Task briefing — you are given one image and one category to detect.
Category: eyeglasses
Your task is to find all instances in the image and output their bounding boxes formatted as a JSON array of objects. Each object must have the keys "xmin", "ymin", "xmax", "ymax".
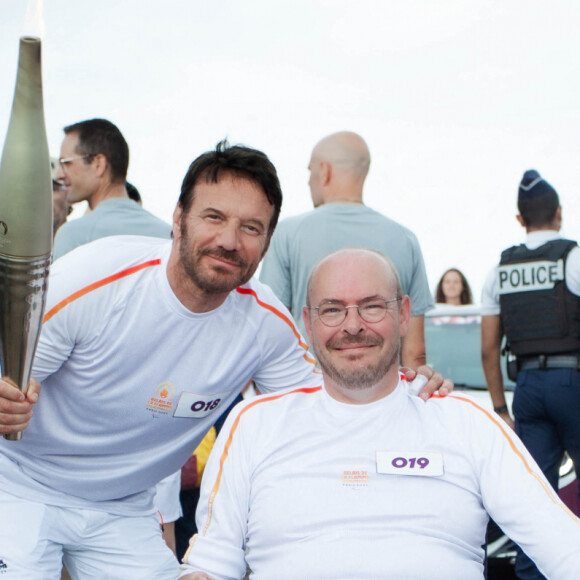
[
  {"xmin": 307, "ymin": 298, "xmax": 401, "ymax": 327},
  {"xmin": 58, "ymin": 155, "xmax": 91, "ymax": 170}
]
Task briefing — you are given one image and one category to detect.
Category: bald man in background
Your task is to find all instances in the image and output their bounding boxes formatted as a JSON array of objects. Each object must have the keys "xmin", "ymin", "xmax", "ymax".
[{"xmin": 260, "ymin": 131, "xmax": 433, "ymax": 368}]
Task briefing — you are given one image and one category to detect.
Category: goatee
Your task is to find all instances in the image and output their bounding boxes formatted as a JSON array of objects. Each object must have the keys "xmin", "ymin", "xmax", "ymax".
[{"xmin": 314, "ymin": 334, "xmax": 400, "ymax": 391}]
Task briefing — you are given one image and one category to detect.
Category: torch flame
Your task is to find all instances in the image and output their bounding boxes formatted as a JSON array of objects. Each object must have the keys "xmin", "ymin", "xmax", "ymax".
[{"xmin": 23, "ymin": 0, "xmax": 45, "ymax": 40}]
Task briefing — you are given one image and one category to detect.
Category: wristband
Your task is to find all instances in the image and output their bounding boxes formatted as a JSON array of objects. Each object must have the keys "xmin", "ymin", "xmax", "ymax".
[{"xmin": 493, "ymin": 405, "xmax": 509, "ymax": 414}]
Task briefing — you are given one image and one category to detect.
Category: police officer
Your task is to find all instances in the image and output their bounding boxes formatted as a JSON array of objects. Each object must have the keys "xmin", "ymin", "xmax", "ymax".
[{"xmin": 481, "ymin": 169, "xmax": 580, "ymax": 580}]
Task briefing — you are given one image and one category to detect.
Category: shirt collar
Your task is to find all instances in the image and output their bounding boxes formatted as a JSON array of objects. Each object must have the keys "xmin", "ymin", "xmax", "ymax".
[{"xmin": 525, "ymin": 230, "xmax": 561, "ymax": 250}]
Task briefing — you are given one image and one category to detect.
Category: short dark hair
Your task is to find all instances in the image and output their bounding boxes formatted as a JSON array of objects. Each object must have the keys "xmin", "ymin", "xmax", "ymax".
[
  {"xmin": 517, "ymin": 169, "xmax": 560, "ymax": 228},
  {"xmin": 64, "ymin": 118, "xmax": 129, "ymax": 184},
  {"xmin": 178, "ymin": 140, "xmax": 283, "ymax": 236},
  {"xmin": 518, "ymin": 192, "xmax": 560, "ymax": 228},
  {"xmin": 435, "ymin": 268, "xmax": 473, "ymax": 305}
]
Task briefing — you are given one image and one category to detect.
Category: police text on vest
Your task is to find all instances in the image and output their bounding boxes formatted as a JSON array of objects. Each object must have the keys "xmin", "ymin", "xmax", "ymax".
[{"xmin": 498, "ymin": 259, "xmax": 564, "ymax": 294}]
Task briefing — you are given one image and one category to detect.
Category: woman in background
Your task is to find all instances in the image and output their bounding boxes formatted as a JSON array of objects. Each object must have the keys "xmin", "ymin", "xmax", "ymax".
[{"xmin": 435, "ymin": 268, "xmax": 473, "ymax": 305}]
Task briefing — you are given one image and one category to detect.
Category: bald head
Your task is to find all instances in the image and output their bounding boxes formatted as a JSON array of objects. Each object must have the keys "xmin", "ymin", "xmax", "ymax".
[
  {"xmin": 308, "ymin": 132, "xmax": 371, "ymax": 206},
  {"xmin": 312, "ymin": 131, "xmax": 371, "ymax": 177},
  {"xmin": 306, "ymin": 248, "xmax": 402, "ymax": 308}
]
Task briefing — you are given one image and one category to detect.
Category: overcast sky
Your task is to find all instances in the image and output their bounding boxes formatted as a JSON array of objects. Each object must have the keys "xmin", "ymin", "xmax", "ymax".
[{"xmin": 1, "ymin": 0, "xmax": 579, "ymax": 299}]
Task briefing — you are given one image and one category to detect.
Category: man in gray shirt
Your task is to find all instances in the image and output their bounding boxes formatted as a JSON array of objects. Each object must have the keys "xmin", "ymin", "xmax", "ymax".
[
  {"xmin": 260, "ymin": 131, "xmax": 433, "ymax": 368},
  {"xmin": 53, "ymin": 118, "xmax": 170, "ymax": 260}
]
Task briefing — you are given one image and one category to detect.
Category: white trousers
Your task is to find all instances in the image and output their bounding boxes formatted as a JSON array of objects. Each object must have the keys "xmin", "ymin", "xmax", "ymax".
[{"xmin": 0, "ymin": 490, "xmax": 180, "ymax": 579}]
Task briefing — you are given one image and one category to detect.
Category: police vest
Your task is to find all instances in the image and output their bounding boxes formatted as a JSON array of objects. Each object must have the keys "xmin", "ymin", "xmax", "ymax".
[{"xmin": 499, "ymin": 239, "xmax": 580, "ymax": 357}]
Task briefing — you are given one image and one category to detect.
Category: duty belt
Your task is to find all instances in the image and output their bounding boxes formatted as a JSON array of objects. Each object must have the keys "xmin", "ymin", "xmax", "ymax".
[{"xmin": 519, "ymin": 354, "xmax": 580, "ymax": 371}]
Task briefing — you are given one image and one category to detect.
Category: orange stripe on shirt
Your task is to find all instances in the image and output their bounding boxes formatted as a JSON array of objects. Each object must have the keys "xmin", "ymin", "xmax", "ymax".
[
  {"xmin": 435, "ymin": 393, "xmax": 579, "ymax": 521},
  {"xmin": 43, "ymin": 259, "xmax": 162, "ymax": 323},
  {"xmin": 235, "ymin": 287, "xmax": 318, "ymax": 367},
  {"xmin": 201, "ymin": 386, "xmax": 322, "ymax": 537}
]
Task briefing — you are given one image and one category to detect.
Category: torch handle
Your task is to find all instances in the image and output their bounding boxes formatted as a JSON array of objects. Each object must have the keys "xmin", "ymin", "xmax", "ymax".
[
  {"xmin": 4, "ymin": 431, "xmax": 22, "ymax": 441},
  {"xmin": 0, "ymin": 254, "xmax": 50, "ymax": 442},
  {"xmin": 2, "ymin": 376, "xmax": 26, "ymax": 440}
]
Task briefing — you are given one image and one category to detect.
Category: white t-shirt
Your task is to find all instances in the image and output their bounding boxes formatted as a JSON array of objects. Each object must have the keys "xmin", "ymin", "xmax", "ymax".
[
  {"xmin": 0, "ymin": 236, "xmax": 319, "ymax": 516},
  {"xmin": 181, "ymin": 377, "xmax": 580, "ymax": 579},
  {"xmin": 154, "ymin": 470, "xmax": 182, "ymax": 523}
]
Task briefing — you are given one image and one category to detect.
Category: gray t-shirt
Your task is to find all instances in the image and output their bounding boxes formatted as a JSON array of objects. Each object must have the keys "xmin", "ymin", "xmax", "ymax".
[
  {"xmin": 260, "ymin": 203, "xmax": 434, "ymax": 340},
  {"xmin": 53, "ymin": 197, "xmax": 171, "ymax": 260}
]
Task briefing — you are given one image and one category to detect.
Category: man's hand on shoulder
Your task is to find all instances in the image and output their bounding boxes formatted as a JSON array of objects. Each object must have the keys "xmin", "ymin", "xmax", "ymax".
[
  {"xmin": 402, "ymin": 365, "xmax": 453, "ymax": 401},
  {"xmin": 179, "ymin": 573, "xmax": 216, "ymax": 580},
  {"xmin": 0, "ymin": 377, "xmax": 40, "ymax": 435}
]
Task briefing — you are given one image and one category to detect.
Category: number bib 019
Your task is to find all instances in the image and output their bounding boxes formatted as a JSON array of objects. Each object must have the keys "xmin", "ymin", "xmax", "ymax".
[
  {"xmin": 376, "ymin": 451, "xmax": 444, "ymax": 477},
  {"xmin": 173, "ymin": 391, "xmax": 228, "ymax": 419}
]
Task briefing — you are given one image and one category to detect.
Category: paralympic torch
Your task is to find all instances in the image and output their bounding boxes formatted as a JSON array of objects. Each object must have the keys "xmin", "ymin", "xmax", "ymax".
[{"xmin": 0, "ymin": 36, "xmax": 53, "ymax": 441}]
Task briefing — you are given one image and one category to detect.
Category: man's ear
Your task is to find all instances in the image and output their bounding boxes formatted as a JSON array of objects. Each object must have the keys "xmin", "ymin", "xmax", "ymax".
[
  {"xmin": 321, "ymin": 161, "xmax": 332, "ymax": 187},
  {"xmin": 399, "ymin": 295, "xmax": 411, "ymax": 338},
  {"xmin": 172, "ymin": 204, "xmax": 183, "ymax": 240},
  {"xmin": 92, "ymin": 153, "xmax": 108, "ymax": 178},
  {"xmin": 516, "ymin": 214, "xmax": 525, "ymax": 228}
]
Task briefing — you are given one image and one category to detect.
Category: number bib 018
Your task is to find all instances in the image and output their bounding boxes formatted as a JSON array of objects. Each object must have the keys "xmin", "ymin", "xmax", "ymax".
[{"xmin": 173, "ymin": 391, "xmax": 228, "ymax": 419}]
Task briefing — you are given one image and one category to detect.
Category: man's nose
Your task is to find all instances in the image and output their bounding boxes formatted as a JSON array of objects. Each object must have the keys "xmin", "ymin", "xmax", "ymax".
[
  {"xmin": 342, "ymin": 307, "xmax": 365, "ymax": 335},
  {"xmin": 216, "ymin": 222, "xmax": 240, "ymax": 251},
  {"xmin": 54, "ymin": 165, "xmax": 66, "ymax": 182}
]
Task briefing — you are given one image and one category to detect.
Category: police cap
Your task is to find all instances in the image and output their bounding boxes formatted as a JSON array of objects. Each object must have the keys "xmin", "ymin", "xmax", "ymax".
[{"xmin": 518, "ymin": 169, "xmax": 557, "ymax": 202}]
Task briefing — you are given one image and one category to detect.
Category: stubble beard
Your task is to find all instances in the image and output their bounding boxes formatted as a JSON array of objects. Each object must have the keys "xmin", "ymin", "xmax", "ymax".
[
  {"xmin": 314, "ymin": 334, "xmax": 400, "ymax": 392},
  {"xmin": 179, "ymin": 223, "xmax": 254, "ymax": 294}
]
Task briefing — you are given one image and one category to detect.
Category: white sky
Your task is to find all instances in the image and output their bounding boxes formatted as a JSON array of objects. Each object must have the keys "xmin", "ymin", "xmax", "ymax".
[{"xmin": 1, "ymin": 0, "xmax": 579, "ymax": 299}]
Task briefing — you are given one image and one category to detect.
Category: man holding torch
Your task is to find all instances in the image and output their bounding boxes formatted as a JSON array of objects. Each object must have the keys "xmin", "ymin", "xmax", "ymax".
[{"xmin": 0, "ymin": 141, "xmax": 449, "ymax": 578}]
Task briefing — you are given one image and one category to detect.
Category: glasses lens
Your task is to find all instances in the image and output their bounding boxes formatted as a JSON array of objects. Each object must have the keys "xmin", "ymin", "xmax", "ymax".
[
  {"xmin": 359, "ymin": 302, "xmax": 388, "ymax": 323},
  {"xmin": 59, "ymin": 155, "xmax": 89, "ymax": 170},
  {"xmin": 318, "ymin": 304, "xmax": 346, "ymax": 326},
  {"xmin": 315, "ymin": 299, "xmax": 398, "ymax": 326}
]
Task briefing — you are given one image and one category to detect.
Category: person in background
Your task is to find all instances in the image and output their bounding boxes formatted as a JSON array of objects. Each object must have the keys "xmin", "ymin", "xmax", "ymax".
[
  {"xmin": 260, "ymin": 131, "xmax": 433, "ymax": 368},
  {"xmin": 180, "ymin": 248, "xmax": 580, "ymax": 580},
  {"xmin": 481, "ymin": 169, "xmax": 580, "ymax": 579},
  {"xmin": 51, "ymin": 156, "xmax": 75, "ymax": 580},
  {"xmin": 52, "ymin": 118, "xmax": 170, "ymax": 260},
  {"xmin": 126, "ymin": 181, "xmax": 143, "ymax": 205},
  {"xmin": 50, "ymin": 157, "xmax": 71, "ymax": 237},
  {"xmin": 435, "ymin": 268, "xmax": 473, "ymax": 305}
]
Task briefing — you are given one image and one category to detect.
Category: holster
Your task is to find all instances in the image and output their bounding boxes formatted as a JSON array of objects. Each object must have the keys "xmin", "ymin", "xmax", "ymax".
[{"xmin": 506, "ymin": 356, "xmax": 519, "ymax": 382}]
